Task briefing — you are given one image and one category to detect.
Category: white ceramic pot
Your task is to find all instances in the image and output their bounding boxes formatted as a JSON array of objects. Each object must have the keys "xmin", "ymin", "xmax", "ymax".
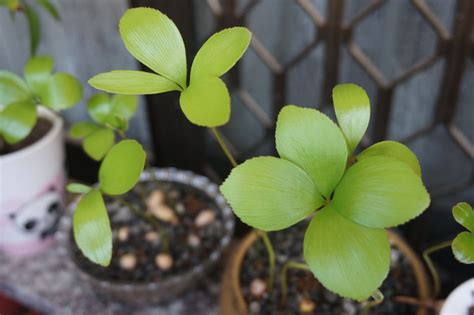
[
  {"xmin": 440, "ymin": 278, "xmax": 474, "ymax": 315},
  {"xmin": 0, "ymin": 106, "xmax": 65, "ymax": 257}
]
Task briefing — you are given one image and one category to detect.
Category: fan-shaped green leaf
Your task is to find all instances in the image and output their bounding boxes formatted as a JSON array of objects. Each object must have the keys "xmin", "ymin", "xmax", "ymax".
[
  {"xmin": 452, "ymin": 202, "xmax": 474, "ymax": 232},
  {"xmin": 109, "ymin": 94, "xmax": 137, "ymax": 121},
  {"xmin": 39, "ymin": 72, "xmax": 82, "ymax": 110},
  {"xmin": 276, "ymin": 105, "xmax": 347, "ymax": 197},
  {"xmin": 179, "ymin": 76, "xmax": 230, "ymax": 127},
  {"xmin": 191, "ymin": 27, "xmax": 251, "ymax": 80},
  {"xmin": 119, "ymin": 8, "xmax": 187, "ymax": 88},
  {"xmin": 304, "ymin": 204, "xmax": 390, "ymax": 300},
  {"xmin": 452, "ymin": 231, "xmax": 474, "ymax": 264},
  {"xmin": 333, "ymin": 156, "xmax": 430, "ymax": 228},
  {"xmin": 99, "ymin": 139, "xmax": 146, "ymax": 196},
  {"xmin": 0, "ymin": 99, "xmax": 37, "ymax": 144},
  {"xmin": 0, "ymin": 71, "xmax": 31, "ymax": 104},
  {"xmin": 69, "ymin": 121, "xmax": 99, "ymax": 139},
  {"xmin": 220, "ymin": 156, "xmax": 324, "ymax": 231},
  {"xmin": 89, "ymin": 70, "xmax": 180, "ymax": 95},
  {"xmin": 66, "ymin": 183, "xmax": 91, "ymax": 194},
  {"xmin": 83, "ymin": 128, "xmax": 115, "ymax": 161},
  {"xmin": 24, "ymin": 55, "xmax": 53, "ymax": 95},
  {"xmin": 73, "ymin": 189, "xmax": 112, "ymax": 266},
  {"xmin": 24, "ymin": 4, "xmax": 40, "ymax": 55},
  {"xmin": 332, "ymin": 84, "xmax": 370, "ymax": 153},
  {"xmin": 358, "ymin": 140, "xmax": 421, "ymax": 176},
  {"xmin": 86, "ymin": 93, "xmax": 109, "ymax": 124}
]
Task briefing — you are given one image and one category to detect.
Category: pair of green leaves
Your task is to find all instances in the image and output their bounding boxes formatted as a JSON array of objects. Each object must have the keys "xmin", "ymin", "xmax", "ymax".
[
  {"xmin": 69, "ymin": 93, "xmax": 137, "ymax": 160},
  {"xmin": 67, "ymin": 139, "xmax": 146, "ymax": 266},
  {"xmin": 1, "ymin": 0, "xmax": 60, "ymax": 55},
  {"xmin": 451, "ymin": 202, "xmax": 474, "ymax": 264},
  {"xmin": 0, "ymin": 56, "xmax": 82, "ymax": 144},
  {"xmin": 221, "ymin": 84, "xmax": 430, "ymax": 300},
  {"xmin": 88, "ymin": 7, "xmax": 251, "ymax": 127}
]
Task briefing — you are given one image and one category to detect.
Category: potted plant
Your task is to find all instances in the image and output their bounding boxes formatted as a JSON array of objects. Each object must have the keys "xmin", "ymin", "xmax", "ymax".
[
  {"xmin": 0, "ymin": 55, "xmax": 82, "ymax": 256},
  {"xmin": 59, "ymin": 7, "xmax": 250, "ymax": 303},
  {"xmin": 218, "ymin": 84, "xmax": 432, "ymax": 314}
]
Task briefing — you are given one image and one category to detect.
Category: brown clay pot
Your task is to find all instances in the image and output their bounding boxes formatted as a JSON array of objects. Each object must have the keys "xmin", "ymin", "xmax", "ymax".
[{"xmin": 220, "ymin": 230, "xmax": 431, "ymax": 315}]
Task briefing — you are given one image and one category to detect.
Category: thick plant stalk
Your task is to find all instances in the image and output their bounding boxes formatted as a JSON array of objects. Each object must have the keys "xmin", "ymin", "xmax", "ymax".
[
  {"xmin": 280, "ymin": 260, "xmax": 310, "ymax": 305},
  {"xmin": 360, "ymin": 290, "xmax": 384, "ymax": 315},
  {"xmin": 209, "ymin": 126, "xmax": 277, "ymax": 291},
  {"xmin": 422, "ymin": 240, "xmax": 452, "ymax": 298}
]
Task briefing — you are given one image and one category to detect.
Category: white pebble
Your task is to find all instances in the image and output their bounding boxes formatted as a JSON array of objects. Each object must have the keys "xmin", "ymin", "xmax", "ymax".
[
  {"xmin": 187, "ymin": 234, "xmax": 201, "ymax": 247},
  {"xmin": 119, "ymin": 253, "xmax": 137, "ymax": 270},
  {"xmin": 175, "ymin": 202, "xmax": 185, "ymax": 214},
  {"xmin": 250, "ymin": 278, "xmax": 266, "ymax": 298},
  {"xmin": 117, "ymin": 227, "xmax": 129, "ymax": 241},
  {"xmin": 155, "ymin": 253, "xmax": 173, "ymax": 270},
  {"xmin": 147, "ymin": 190, "xmax": 165, "ymax": 208},
  {"xmin": 194, "ymin": 209, "xmax": 216, "ymax": 227},
  {"xmin": 149, "ymin": 205, "xmax": 178, "ymax": 224},
  {"xmin": 144, "ymin": 231, "xmax": 160, "ymax": 243},
  {"xmin": 299, "ymin": 298, "xmax": 316, "ymax": 313}
]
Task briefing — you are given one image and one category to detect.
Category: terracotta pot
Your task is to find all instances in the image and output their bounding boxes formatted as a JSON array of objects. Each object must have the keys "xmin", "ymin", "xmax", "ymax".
[{"xmin": 220, "ymin": 230, "xmax": 430, "ymax": 315}]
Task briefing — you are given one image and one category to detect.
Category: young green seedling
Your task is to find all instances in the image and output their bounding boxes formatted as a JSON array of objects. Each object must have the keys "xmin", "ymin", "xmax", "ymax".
[
  {"xmin": 0, "ymin": 55, "xmax": 82, "ymax": 145},
  {"xmin": 220, "ymin": 84, "xmax": 430, "ymax": 301},
  {"xmin": 0, "ymin": 0, "xmax": 60, "ymax": 55}
]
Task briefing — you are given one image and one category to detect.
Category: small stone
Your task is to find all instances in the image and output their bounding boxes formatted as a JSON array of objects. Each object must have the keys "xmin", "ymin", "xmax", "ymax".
[
  {"xmin": 149, "ymin": 204, "xmax": 178, "ymax": 224},
  {"xmin": 342, "ymin": 299, "xmax": 357, "ymax": 314},
  {"xmin": 147, "ymin": 190, "xmax": 165, "ymax": 208},
  {"xmin": 144, "ymin": 231, "xmax": 160, "ymax": 243},
  {"xmin": 391, "ymin": 248, "xmax": 402, "ymax": 263},
  {"xmin": 249, "ymin": 278, "xmax": 266, "ymax": 298},
  {"xmin": 249, "ymin": 301, "xmax": 261, "ymax": 313},
  {"xmin": 187, "ymin": 234, "xmax": 201, "ymax": 247},
  {"xmin": 299, "ymin": 298, "xmax": 316, "ymax": 313},
  {"xmin": 117, "ymin": 226, "xmax": 129, "ymax": 241},
  {"xmin": 194, "ymin": 209, "xmax": 216, "ymax": 227},
  {"xmin": 119, "ymin": 253, "xmax": 137, "ymax": 270},
  {"xmin": 175, "ymin": 202, "xmax": 185, "ymax": 215},
  {"xmin": 155, "ymin": 253, "xmax": 173, "ymax": 270}
]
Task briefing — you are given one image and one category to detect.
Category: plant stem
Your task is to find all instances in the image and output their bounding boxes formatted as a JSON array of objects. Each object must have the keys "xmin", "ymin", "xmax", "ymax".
[
  {"xmin": 258, "ymin": 230, "xmax": 276, "ymax": 292},
  {"xmin": 360, "ymin": 290, "xmax": 384, "ymax": 315},
  {"xmin": 422, "ymin": 239, "xmax": 452, "ymax": 298},
  {"xmin": 210, "ymin": 127, "xmax": 237, "ymax": 167},
  {"xmin": 280, "ymin": 260, "xmax": 310, "ymax": 305}
]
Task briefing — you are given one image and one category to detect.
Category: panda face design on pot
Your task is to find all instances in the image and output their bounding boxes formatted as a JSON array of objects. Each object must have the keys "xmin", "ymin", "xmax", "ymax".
[{"xmin": 9, "ymin": 188, "xmax": 63, "ymax": 240}]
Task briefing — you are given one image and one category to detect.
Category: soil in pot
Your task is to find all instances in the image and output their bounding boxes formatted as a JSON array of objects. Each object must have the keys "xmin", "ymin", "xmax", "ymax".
[
  {"xmin": 70, "ymin": 179, "xmax": 226, "ymax": 283},
  {"xmin": 0, "ymin": 117, "xmax": 52, "ymax": 155},
  {"xmin": 240, "ymin": 221, "xmax": 420, "ymax": 315}
]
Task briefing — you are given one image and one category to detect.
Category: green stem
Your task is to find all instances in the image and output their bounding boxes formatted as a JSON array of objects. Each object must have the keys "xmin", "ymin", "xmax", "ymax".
[
  {"xmin": 210, "ymin": 127, "xmax": 237, "ymax": 167},
  {"xmin": 422, "ymin": 239, "xmax": 452, "ymax": 298},
  {"xmin": 360, "ymin": 290, "xmax": 384, "ymax": 315},
  {"xmin": 280, "ymin": 261, "xmax": 310, "ymax": 305},
  {"xmin": 258, "ymin": 230, "xmax": 276, "ymax": 292}
]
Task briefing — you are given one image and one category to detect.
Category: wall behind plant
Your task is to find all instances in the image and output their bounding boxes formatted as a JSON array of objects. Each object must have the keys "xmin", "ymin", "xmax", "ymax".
[{"xmin": 0, "ymin": 0, "xmax": 151, "ymax": 150}]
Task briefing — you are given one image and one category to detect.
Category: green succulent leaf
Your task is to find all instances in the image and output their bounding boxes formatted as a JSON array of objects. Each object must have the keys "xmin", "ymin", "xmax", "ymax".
[
  {"xmin": 332, "ymin": 83, "xmax": 370, "ymax": 154},
  {"xmin": 0, "ymin": 71, "xmax": 31, "ymax": 104},
  {"xmin": 23, "ymin": 3, "xmax": 40, "ymax": 55},
  {"xmin": 99, "ymin": 139, "xmax": 146, "ymax": 196},
  {"xmin": 86, "ymin": 93, "xmax": 109, "ymax": 124},
  {"xmin": 24, "ymin": 55, "xmax": 53, "ymax": 95},
  {"xmin": 66, "ymin": 183, "xmax": 91, "ymax": 194},
  {"xmin": 72, "ymin": 189, "xmax": 112, "ymax": 266},
  {"xmin": 191, "ymin": 27, "xmax": 251, "ymax": 80},
  {"xmin": 358, "ymin": 140, "xmax": 421, "ymax": 176},
  {"xmin": 452, "ymin": 231, "xmax": 474, "ymax": 264},
  {"xmin": 83, "ymin": 128, "xmax": 115, "ymax": 161},
  {"xmin": 119, "ymin": 8, "xmax": 187, "ymax": 88},
  {"xmin": 179, "ymin": 76, "xmax": 230, "ymax": 127},
  {"xmin": 38, "ymin": 72, "xmax": 83, "ymax": 110},
  {"xmin": 37, "ymin": 0, "xmax": 60, "ymax": 20},
  {"xmin": 304, "ymin": 204, "xmax": 390, "ymax": 300},
  {"xmin": 87, "ymin": 93, "xmax": 138, "ymax": 129},
  {"xmin": 333, "ymin": 156, "xmax": 430, "ymax": 228},
  {"xmin": 276, "ymin": 105, "xmax": 347, "ymax": 197},
  {"xmin": 452, "ymin": 202, "xmax": 474, "ymax": 232},
  {"xmin": 89, "ymin": 70, "xmax": 180, "ymax": 95},
  {"xmin": 69, "ymin": 121, "xmax": 99, "ymax": 139},
  {"xmin": 220, "ymin": 156, "xmax": 324, "ymax": 231},
  {"xmin": 109, "ymin": 94, "xmax": 137, "ymax": 121},
  {"xmin": 0, "ymin": 99, "xmax": 37, "ymax": 144}
]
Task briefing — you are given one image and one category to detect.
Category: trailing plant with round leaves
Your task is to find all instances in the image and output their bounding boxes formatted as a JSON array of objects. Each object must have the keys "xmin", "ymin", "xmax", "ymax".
[
  {"xmin": 220, "ymin": 83, "xmax": 430, "ymax": 301},
  {"xmin": 0, "ymin": 0, "xmax": 60, "ymax": 55},
  {"xmin": 451, "ymin": 202, "xmax": 474, "ymax": 264},
  {"xmin": 88, "ymin": 7, "xmax": 251, "ymax": 127},
  {"xmin": 69, "ymin": 93, "xmax": 138, "ymax": 160},
  {"xmin": 0, "ymin": 55, "xmax": 82, "ymax": 144}
]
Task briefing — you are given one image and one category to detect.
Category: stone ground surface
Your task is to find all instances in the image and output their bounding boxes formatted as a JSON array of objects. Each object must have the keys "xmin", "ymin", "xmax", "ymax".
[{"xmin": 0, "ymin": 241, "xmax": 220, "ymax": 315}]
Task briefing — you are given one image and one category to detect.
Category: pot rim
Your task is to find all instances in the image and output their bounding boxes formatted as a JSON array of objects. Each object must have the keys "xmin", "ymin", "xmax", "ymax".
[
  {"xmin": 0, "ymin": 106, "xmax": 63, "ymax": 163},
  {"xmin": 56, "ymin": 167, "xmax": 235, "ymax": 292},
  {"xmin": 222, "ymin": 229, "xmax": 431, "ymax": 315}
]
